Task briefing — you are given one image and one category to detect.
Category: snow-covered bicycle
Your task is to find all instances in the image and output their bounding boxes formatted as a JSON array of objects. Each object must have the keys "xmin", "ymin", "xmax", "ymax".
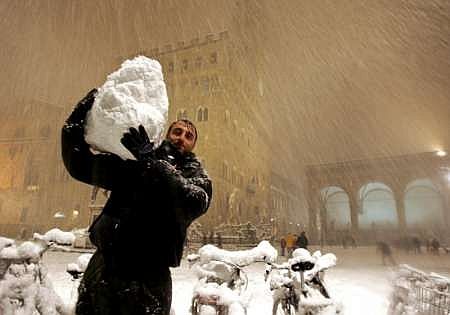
[
  {"xmin": 0, "ymin": 237, "xmax": 68, "ymax": 315},
  {"xmin": 265, "ymin": 248, "xmax": 340, "ymax": 315},
  {"xmin": 188, "ymin": 240, "xmax": 278, "ymax": 315}
]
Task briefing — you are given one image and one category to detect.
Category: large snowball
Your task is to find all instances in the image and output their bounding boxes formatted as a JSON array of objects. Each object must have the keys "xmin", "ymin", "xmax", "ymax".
[{"xmin": 85, "ymin": 56, "xmax": 169, "ymax": 160}]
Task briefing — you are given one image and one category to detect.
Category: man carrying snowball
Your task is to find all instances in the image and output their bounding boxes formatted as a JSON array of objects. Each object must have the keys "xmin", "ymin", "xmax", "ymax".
[{"xmin": 62, "ymin": 89, "xmax": 212, "ymax": 315}]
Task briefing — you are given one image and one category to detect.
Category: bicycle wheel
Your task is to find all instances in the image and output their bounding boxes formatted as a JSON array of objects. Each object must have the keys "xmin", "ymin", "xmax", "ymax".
[
  {"xmin": 191, "ymin": 298, "xmax": 222, "ymax": 315},
  {"xmin": 273, "ymin": 300, "xmax": 296, "ymax": 315}
]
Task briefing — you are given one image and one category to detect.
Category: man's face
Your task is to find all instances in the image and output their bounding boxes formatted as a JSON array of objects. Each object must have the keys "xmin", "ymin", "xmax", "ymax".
[{"xmin": 166, "ymin": 121, "xmax": 196, "ymax": 154}]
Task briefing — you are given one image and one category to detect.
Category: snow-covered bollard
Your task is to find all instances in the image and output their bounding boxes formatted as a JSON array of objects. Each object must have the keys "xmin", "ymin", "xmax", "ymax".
[{"xmin": 85, "ymin": 56, "xmax": 169, "ymax": 160}]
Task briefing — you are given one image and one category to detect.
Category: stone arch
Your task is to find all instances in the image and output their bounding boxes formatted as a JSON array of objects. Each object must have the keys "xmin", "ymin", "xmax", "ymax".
[
  {"xmin": 319, "ymin": 186, "xmax": 351, "ymax": 230},
  {"xmin": 404, "ymin": 178, "xmax": 445, "ymax": 230},
  {"xmin": 358, "ymin": 182, "xmax": 397, "ymax": 229}
]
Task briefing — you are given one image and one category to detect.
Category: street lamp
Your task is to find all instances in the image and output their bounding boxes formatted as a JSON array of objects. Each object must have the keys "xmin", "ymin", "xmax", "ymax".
[
  {"xmin": 270, "ymin": 218, "xmax": 276, "ymax": 239},
  {"xmin": 436, "ymin": 150, "xmax": 447, "ymax": 157}
]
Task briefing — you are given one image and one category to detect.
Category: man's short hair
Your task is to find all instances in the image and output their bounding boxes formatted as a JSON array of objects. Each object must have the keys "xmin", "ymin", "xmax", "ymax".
[{"xmin": 166, "ymin": 119, "xmax": 198, "ymax": 144}]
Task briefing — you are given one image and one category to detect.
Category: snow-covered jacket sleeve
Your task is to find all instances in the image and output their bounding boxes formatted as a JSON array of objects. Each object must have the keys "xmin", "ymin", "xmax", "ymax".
[
  {"xmin": 150, "ymin": 159, "xmax": 212, "ymax": 225},
  {"xmin": 61, "ymin": 119, "xmax": 141, "ymax": 191}
]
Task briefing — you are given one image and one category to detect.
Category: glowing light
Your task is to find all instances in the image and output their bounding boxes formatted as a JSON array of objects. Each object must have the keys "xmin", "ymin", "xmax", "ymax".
[
  {"xmin": 436, "ymin": 150, "xmax": 447, "ymax": 157},
  {"xmin": 53, "ymin": 211, "xmax": 65, "ymax": 218}
]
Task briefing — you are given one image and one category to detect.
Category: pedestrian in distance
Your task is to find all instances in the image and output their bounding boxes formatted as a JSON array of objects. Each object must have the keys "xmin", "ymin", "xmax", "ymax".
[
  {"xmin": 431, "ymin": 238, "xmax": 440, "ymax": 255},
  {"xmin": 296, "ymin": 231, "xmax": 309, "ymax": 250},
  {"xmin": 376, "ymin": 241, "xmax": 396, "ymax": 266},
  {"xmin": 61, "ymin": 89, "xmax": 212, "ymax": 315},
  {"xmin": 216, "ymin": 232, "xmax": 223, "ymax": 248},
  {"xmin": 280, "ymin": 237, "xmax": 287, "ymax": 257}
]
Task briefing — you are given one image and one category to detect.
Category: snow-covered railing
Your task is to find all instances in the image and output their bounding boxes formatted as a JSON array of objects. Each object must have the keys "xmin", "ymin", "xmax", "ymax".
[{"xmin": 389, "ymin": 264, "xmax": 450, "ymax": 315}]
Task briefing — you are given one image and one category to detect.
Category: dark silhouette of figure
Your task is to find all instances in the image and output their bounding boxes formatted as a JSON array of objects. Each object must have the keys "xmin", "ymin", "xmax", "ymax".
[
  {"xmin": 208, "ymin": 231, "xmax": 215, "ymax": 245},
  {"xmin": 431, "ymin": 238, "xmax": 440, "ymax": 255},
  {"xmin": 216, "ymin": 233, "xmax": 222, "ymax": 248},
  {"xmin": 296, "ymin": 231, "xmax": 309, "ymax": 249},
  {"xmin": 376, "ymin": 241, "xmax": 396, "ymax": 266},
  {"xmin": 411, "ymin": 236, "xmax": 421, "ymax": 254},
  {"xmin": 280, "ymin": 238, "xmax": 287, "ymax": 256}
]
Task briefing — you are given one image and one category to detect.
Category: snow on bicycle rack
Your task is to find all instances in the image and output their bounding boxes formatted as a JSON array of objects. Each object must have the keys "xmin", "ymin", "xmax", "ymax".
[
  {"xmin": 189, "ymin": 241, "xmax": 278, "ymax": 314},
  {"xmin": 197, "ymin": 240, "xmax": 278, "ymax": 266},
  {"xmin": 389, "ymin": 264, "xmax": 450, "ymax": 315}
]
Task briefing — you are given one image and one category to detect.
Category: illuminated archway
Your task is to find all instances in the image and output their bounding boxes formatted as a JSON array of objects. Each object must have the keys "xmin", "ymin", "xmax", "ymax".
[
  {"xmin": 404, "ymin": 178, "xmax": 444, "ymax": 230},
  {"xmin": 358, "ymin": 182, "xmax": 397, "ymax": 229},
  {"xmin": 319, "ymin": 186, "xmax": 351, "ymax": 230}
]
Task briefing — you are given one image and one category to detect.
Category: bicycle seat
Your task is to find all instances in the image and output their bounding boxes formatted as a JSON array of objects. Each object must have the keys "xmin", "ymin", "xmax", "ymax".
[{"xmin": 291, "ymin": 261, "xmax": 315, "ymax": 272}]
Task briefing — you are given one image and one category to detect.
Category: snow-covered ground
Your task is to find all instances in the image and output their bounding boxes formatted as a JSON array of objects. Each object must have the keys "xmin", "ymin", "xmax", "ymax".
[{"xmin": 44, "ymin": 245, "xmax": 450, "ymax": 315}]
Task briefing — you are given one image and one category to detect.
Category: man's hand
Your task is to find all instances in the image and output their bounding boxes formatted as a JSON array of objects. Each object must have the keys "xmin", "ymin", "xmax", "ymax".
[
  {"xmin": 66, "ymin": 88, "xmax": 97, "ymax": 126},
  {"xmin": 121, "ymin": 125, "xmax": 155, "ymax": 161},
  {"xmin": 63, "ymin": 88, "xmax": 97, "ymax": 148}
]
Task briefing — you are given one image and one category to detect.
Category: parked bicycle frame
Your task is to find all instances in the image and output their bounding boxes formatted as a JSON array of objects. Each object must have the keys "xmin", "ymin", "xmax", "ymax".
[
  {"xmin": 189, "ymin": 240, "xmax": 278, "ymax": 315},
  {"xmin": 265, "ymin": 248, "xmax": 339, "ymax": 315}
]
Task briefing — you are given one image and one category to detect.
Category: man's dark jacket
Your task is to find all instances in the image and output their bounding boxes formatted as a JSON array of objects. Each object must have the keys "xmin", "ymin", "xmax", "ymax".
[{"xmin": 61, "ymin": 121, "xmax": 212, "ymax": 278}]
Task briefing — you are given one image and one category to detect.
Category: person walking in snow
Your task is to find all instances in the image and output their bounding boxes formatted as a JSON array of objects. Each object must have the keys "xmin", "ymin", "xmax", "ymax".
[
  {"xmin": 296, "ymin": 231, "xmax": 309, "ymax": 250},
  {"xmin": 61, "ymin": 89, "xmax": 212, "ymax": 315},
  {"xmin": 376, "ymin": 241, "xmax": 396, "ymax": 266},
  {"xmin": 285, "ymin": 233, "xmax": 296, "ymax": 257},
  {"xmin": 280, "ymin": 237, "xmax": 287, "ymax": 256}
]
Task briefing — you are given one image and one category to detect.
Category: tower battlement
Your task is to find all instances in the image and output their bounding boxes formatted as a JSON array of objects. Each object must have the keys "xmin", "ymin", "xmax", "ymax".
[{"xmin": 118, "ymin": 31, "xmax": 229, "ymax": 62}]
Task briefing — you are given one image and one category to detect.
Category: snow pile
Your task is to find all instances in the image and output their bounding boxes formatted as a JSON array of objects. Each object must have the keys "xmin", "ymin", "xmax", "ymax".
[
  {"xmin": 193, "ymin": 280, "xmax": 246, "ymax": 315},
  {"xmin": 67, "ymin": 253, "xmax": 93, "ymax": 274},
  {"xmin": 33, "ymin": 228, "xmax": 76, "ymax": 245},
  {"xmin": 85, "ymin": 55, "xmax": 169, "ymax": 160},
  {"xmin": 0, "ymin": 240, "xmax": 48, "ymax": 262},
  {"xmin": 0, "ymin": 237, "xmax": 13, "ymax": 252},
  {"xmin": 198, "ymin": 240, "xmax": 277, "ymax": 266},
  {"xmin": 193, "ymin": 260, "xmax": 237, "ymax": 283}
]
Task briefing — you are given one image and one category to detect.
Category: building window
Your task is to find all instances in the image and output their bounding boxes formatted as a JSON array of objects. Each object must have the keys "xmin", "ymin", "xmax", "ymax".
[
  {"xmin": 24, "ymin": 159, "xmax": 39, "ymax": 187},
  {"xmin": 182, "ymin": 59, "xmax": 188, "ymax": 71},
  {"xmin": 197, "ymin": 107, "xmax": 203, "ymax": 122},
  {"xmin": 195, "ymin": 56, "xmax": 202, "ymax": 69},
  {"xmin": 210, "ymin": 52, "xmax": 218, "ymax": 64},
  {"xmin": 224, "ymin": 110, "xmax": 230, "ymax": 122},
  {"xmin": 197, "ymin": 107, "xmax": 209, "ymax": 122},
  {"xmin": 201, "ymin": 77, "xmax": 210, "ymax": 95},
  {"xmin": 233, "ymin": 120, "xmax": 238, "ymax": 132},
  {"xmin": 20, "ymin": 207, "xmax": 28, "ymax": 223},
  {"xmin": 168, "ymin": 62, "xmax": 174, "ymax": 72},
  {"xmin": 176, "ymin": 109, "xmax": 189, "ymax": 120},
  {"xmin": 211, "ymin": 75, "xmax": 221, "ymax": 92},
  {"xmin": 223, "ymin": 161, "xmax": 229, "ymax": 179},
  {"xmin": 39, "ymin": 125, "xmax": 51, "ymax": 138}
]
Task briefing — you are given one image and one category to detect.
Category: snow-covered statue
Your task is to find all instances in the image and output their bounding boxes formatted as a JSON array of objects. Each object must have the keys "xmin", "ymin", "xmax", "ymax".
[{"xmin": 84, "ymin": 56, "xmax": 169, "ymax": 160}]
